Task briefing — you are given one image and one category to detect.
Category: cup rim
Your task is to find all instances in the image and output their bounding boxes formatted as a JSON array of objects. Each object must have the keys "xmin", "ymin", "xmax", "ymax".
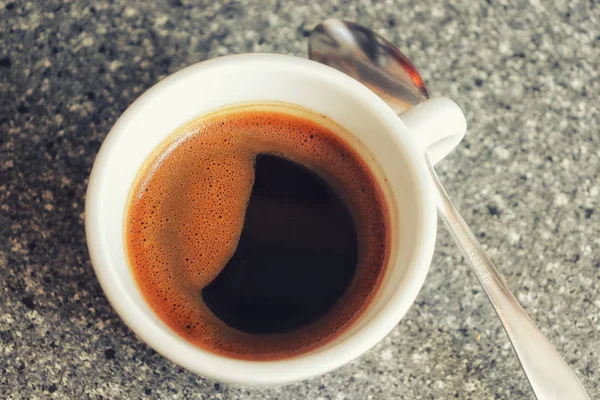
[{"xmin": 85, "ymin": 53, "xmax": 437, "ymax": 385}]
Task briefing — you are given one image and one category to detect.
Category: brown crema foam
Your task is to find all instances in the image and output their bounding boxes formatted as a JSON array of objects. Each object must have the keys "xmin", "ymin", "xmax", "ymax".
[{"xmin": 125, "ymin": 103, "xmax": 390, "ymax": 360}]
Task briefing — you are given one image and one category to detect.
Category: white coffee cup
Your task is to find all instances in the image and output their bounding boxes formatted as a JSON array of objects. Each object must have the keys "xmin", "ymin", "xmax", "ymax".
[{"xmin": 85, "ymin": 53, "xmax": 466, "ymax": 385}]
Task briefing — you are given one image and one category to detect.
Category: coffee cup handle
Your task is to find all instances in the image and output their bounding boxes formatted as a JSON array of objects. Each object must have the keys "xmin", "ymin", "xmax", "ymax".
[{"xmin": 398, "ymin": 97, "xmax": 467, "ymax": 165}]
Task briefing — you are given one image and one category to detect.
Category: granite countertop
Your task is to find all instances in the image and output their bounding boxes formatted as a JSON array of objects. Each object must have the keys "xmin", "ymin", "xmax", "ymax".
[{"xmin": 1, "ymin": 0, "xmax": 598, "ymax": 398}]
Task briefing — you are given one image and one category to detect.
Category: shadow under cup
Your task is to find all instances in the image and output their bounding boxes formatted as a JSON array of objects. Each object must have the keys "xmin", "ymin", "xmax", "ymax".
[{"xmin": 85, "ymin": 54, "xmax": 437, "ymax": 385}]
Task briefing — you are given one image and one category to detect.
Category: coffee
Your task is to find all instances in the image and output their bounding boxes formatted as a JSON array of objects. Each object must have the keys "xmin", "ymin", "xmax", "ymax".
[{"xmin": 125, "ymin": 103, "xmax": 390, "ymax": 360}]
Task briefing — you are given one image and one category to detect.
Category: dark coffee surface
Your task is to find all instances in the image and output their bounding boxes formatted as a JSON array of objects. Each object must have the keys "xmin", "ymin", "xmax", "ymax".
[
  {"xmin": 125, "ymin": 104, "xmax": 390, "ymax": 360},
  {"xmin": 202, "ymin": 155, "xmax": 358, "ymax": 334}
]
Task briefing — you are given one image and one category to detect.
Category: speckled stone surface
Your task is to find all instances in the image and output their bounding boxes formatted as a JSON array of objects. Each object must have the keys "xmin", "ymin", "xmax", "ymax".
[{"xmin": 1, "ymin": 0, "xmax": 598, "ymax": 398}]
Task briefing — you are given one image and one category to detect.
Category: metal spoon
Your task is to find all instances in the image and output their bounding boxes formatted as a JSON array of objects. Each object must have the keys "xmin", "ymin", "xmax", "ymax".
[{"xmin": 309, "ymin": 19, "xmax": 590, "ymax": 400}]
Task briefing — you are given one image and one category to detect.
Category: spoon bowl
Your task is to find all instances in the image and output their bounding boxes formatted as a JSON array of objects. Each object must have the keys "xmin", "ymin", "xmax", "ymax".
[{"xmin": 309, "ymin": 19, "xmax": 428, "ymax": 113}]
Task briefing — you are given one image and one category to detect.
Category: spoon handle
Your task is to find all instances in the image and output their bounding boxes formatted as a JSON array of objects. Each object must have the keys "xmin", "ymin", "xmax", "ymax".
[{"xmin": 426, "ymin": 160, "xmax": 590, "ymax": 400}]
